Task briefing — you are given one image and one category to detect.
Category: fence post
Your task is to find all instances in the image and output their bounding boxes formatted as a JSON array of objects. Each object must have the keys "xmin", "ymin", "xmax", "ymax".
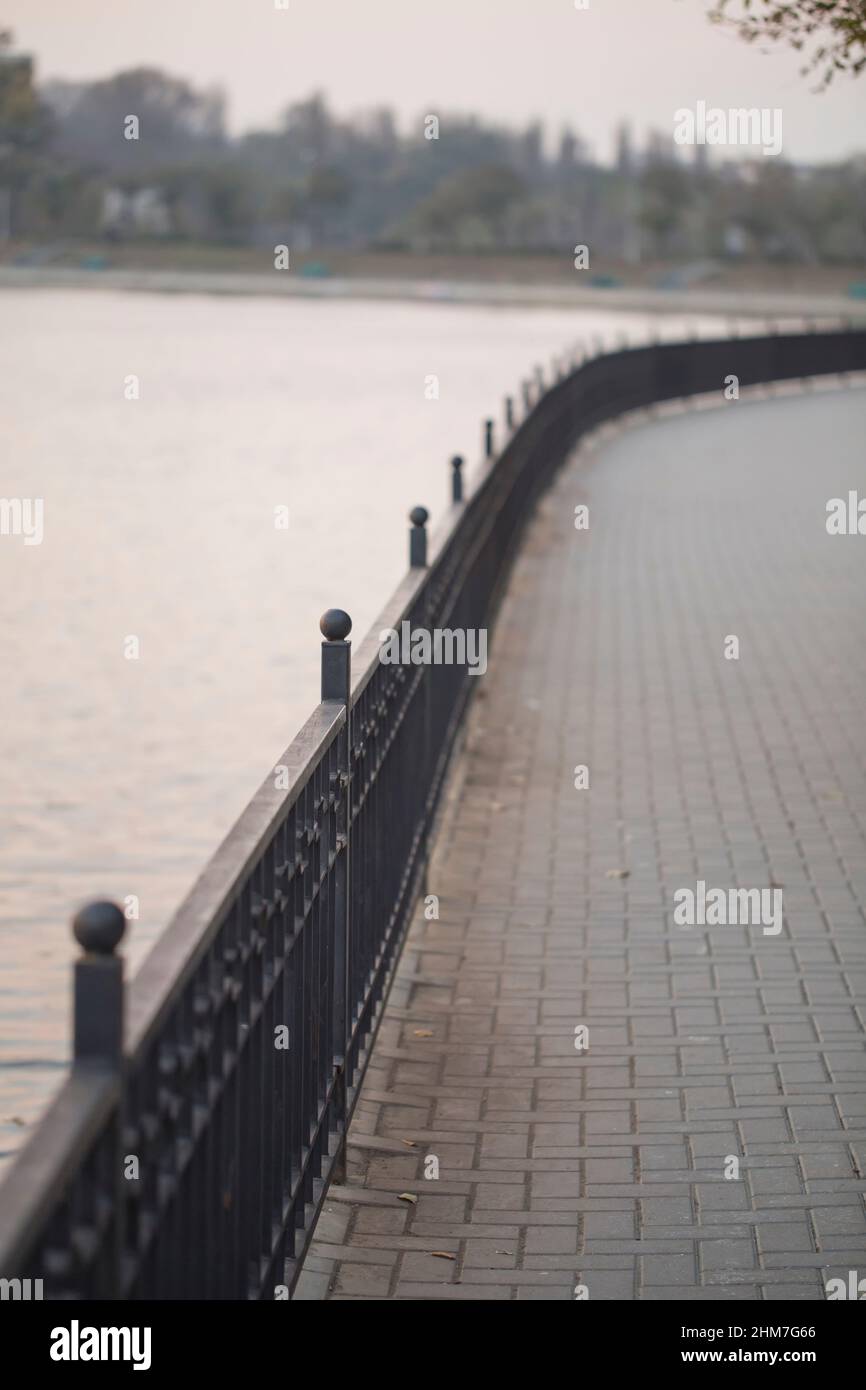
[
  {"xmin": 484, "ymin": 418, "xmax": 494, "ymax": 459},
  {"xmin": 451, "ymin": 455, "xmax": 464, "ymax": 503},
  {"xmin": 522, "ymin": 380, "xmax": 532, "ymax": 414},
  {"xmin": 505, "ymin": 396, "xmax": 514, "ymax": 431},
  {"xmin": 410, "ymin": 506, "xmax": 429, "ymax": 567},
  {"xmin": 73, "ymin": 901, "xmax": 126, "ymax": 1066},
  {"xmin": 320, "ymin": 608, "xmax": 352, "ymax": 1184},
  {"xmin": 72, "ymin": 900, "xmax": 127, "ymax": 1296}
]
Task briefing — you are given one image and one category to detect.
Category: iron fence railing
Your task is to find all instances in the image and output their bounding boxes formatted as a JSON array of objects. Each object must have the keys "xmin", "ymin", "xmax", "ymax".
[{"xmin": 0, "ymin": 325, "xmax": 864, "ymax": 1299}]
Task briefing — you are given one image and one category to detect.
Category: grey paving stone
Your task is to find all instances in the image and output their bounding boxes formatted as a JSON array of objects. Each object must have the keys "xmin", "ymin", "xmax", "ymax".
[{"xmin": 303, "ymin": 388, "xmax": 866, "ymax": 1300}]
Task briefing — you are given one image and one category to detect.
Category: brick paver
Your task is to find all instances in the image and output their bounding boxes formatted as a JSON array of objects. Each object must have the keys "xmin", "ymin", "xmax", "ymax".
[{"xmin": 298, "ymin": 382, "xmax": 866, "ymax": 1300}]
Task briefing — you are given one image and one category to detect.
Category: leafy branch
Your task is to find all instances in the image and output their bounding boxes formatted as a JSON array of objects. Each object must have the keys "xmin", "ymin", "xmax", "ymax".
[{"xmin": 709, "ymin": 0, "xmax": 866, "ymax": 88}]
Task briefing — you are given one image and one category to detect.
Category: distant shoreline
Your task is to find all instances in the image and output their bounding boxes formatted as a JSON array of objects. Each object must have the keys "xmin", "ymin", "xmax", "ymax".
[{"xmin": 1, "ymin": 263, "xmax": 862, "ymax": 321}]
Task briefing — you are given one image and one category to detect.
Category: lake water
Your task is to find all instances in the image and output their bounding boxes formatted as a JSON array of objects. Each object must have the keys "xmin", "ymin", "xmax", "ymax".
[{"xmin": 0, "ymin": 286, "xmax": 732, "ymax": 1161}]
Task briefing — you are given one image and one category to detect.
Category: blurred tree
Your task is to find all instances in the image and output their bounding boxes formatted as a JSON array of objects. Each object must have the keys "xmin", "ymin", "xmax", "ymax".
[
  {"xmin": 303, "ymin": 165, "xmax": 352, "ymax": 243},
  {"xmin": 615, "ymin": 121, "xmax": 635, "ymax": 175},
  {"xmin": 45, "ymin": 67, "xmax": 226, "ymax": 172},
  {"xmin": 517, "ymin": 121, "xmax": 544, "ymax": 183},
  {"xmin": 0, "ymin": 30, "xmax": 51, "ymax": 236},
  {"xmin": 0, "ymin": 30, "xmax": 49, "ymax": 152},
  {"xmin": 200, "ymin": 164, "xmax": 254, "ymax": 243},
  {"xmin": 638, "ymin": 161, "xmax": 692, "ymax": 255},
  {"xmin": 281, "ymin": 92, "xmax": 334, "ymax": 167},
  {"xmin": 268, "ymin": 182, "xmax": 304, "ymax": 221},
  {"xmin": 401, "ymin": 164, "xmax": 525, "ymax": 249},
  {"xmin": 306, "ymin": 166, "xmax": 351, "ymax": 208}
]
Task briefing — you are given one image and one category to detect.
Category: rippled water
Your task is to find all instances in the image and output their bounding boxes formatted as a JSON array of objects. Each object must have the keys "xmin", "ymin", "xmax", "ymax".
[{"xmin": 0, "ymin": 286, "xmax": 728, "ymax": 1159}]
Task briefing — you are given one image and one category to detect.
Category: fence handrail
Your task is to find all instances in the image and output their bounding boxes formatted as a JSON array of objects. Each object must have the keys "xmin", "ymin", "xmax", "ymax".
[
  {"xmin": 0, "ymin": 1070, "xmax": 119, "ymax": 1272},
  {"xmin": 126, "ymin": 701, "xmax": 347, "ymax": 1058},
  {"xmin": 2, "ymin": 324, "xmax": 864, "ymax": 1299}
]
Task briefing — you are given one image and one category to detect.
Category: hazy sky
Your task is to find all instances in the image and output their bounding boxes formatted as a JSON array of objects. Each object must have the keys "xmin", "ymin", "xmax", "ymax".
[{"xmin": 5, "ymin": 0, "xmax": 864, "ymax": 163}]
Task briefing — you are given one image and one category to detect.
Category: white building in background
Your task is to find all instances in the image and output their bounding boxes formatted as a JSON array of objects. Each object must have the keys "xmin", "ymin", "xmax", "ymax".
[
  {"xmin": 101, "ymin": 186, "xmax": 172, "ymax": 238},
  {"xmin": 723, "ymin": 223, "xmax": 749, "ymax": 258}
]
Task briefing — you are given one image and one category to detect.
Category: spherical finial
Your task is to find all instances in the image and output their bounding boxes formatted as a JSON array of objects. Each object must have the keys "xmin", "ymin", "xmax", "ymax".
[
  {"xmin": 73, "ymin": 901, "xmax": 126, "ymax": 955},
  {"xmin": 320, "ymin": 608, "xmax": 352, "ymax": 641},
  {"xmin": 451, "ymin": 455, "xmax": 463, "ymax": 471},
  {"xmin": 410, "ymin": 506, "xmax": 429, "ymax": 527}
]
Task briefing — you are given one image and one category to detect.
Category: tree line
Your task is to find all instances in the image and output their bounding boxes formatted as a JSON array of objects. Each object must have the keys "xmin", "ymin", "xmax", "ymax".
[{"xmin": 1, "ymin": 32, "xmax": 864, "ymax": 266}]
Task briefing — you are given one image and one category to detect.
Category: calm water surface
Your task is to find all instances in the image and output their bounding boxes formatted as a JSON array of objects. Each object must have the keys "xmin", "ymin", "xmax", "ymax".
[{"xmin": 0, "ymin": 287, "xmax": 729, "ymax": 1160}]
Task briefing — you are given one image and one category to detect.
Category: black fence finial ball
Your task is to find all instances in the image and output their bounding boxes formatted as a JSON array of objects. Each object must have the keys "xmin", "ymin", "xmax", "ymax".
[
  {"xmin": 73, "ymin": 901, "xmax": 126, "ymax": 955},
  {"xmin": 320, "ymin": 609, "xmax": 352, "ymax": 641}
]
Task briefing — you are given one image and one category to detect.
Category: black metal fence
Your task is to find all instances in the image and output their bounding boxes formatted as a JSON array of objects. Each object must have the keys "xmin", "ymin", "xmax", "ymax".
[{"xmin": 1, "ymin": 325, "xmax": 863, "ymax": 1299}]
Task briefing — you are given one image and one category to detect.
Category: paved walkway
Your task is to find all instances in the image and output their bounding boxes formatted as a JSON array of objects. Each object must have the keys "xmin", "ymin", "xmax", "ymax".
[{"xmin": 298, "ymin": 383, "xmax": 866, "ymax": 1301}]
